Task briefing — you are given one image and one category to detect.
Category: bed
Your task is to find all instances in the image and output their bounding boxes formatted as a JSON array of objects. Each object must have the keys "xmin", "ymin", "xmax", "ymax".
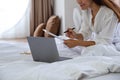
[{"xmin": 0, "ymin": 38, "xmax": 120, "ymax": 80}]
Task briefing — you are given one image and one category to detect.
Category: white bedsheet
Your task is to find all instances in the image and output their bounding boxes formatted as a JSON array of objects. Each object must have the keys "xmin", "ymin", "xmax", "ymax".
[
  {"xmin": 0, "ymin": 41, "xmax": 32, "ymax": 65},
  {"xmin": 0, "ymin": 39, "xmax": 120, "ymax": 80},
  {"xmin": 84, "ymin": 73, "xmax": 120, "ymax": 80},
  {"xmin": 0, "ymin": 56, "xmax": 120, "ymax": 80}
]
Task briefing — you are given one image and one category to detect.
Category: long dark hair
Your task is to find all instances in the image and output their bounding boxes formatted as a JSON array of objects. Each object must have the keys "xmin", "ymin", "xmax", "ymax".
[
  {"xmin": 93, "ymin": 0, "xmax": 104, "ymax": 5},
  {"xmin": 93, "ymin": 0, "xmax": 120, "ymax": 21}
]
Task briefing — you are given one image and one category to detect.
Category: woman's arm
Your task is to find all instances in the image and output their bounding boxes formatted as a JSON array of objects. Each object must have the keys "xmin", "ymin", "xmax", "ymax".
[
  {"xmin": 64, "ymin": 39, "xmax": 95, "ymax": 48},
  {"xmin": 78, "ymin": 40, "xmax": 96, "ymax": 47}
]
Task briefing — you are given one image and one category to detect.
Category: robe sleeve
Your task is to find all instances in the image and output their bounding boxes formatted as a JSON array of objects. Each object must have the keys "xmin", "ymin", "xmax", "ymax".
[
  {"xmin": 79, "ymin": 22, "xmax": 92, "ymax": 40},
  {"xmin": 79, "ymin": 11, "xmax": 92, "ymax": 40}
]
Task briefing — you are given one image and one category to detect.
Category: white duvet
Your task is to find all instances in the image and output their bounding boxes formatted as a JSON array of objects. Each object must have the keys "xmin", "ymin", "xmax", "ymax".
[
  {"xmin": 0, "ymin": 39, "xmax": 120, "ymax": 80},
  {"xmin": 0, "ymin": 56, "xmax": 120, "ymax": 80}
]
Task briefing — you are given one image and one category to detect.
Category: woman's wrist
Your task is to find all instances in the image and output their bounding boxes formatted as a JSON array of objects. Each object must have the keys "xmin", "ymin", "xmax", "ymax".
[{"xmin": 78, "ymin": 40, "xmax": 96, "ymax": 47}]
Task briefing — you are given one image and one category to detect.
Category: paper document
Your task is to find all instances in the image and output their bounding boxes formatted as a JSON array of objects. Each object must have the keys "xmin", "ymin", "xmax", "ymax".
[{"xmin": 43, "ymin": 29, "xmax": 64, "ymax": 40}]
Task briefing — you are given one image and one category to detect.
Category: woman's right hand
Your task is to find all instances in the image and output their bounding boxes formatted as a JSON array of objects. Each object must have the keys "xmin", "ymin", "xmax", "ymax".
[{"xmin": 65, "ymin": 28, "xmax": 76, "ymax": 39}]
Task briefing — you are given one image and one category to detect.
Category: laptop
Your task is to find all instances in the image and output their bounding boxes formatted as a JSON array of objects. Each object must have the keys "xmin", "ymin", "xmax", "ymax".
[{"xmin": 27, "ymin": 37, "xmax": 71, "ymax": 63}]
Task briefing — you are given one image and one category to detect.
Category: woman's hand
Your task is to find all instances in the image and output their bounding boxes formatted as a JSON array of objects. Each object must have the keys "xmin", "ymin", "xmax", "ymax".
[
  {"xmin": 64, "ymin": 39, "xmax": 80, "ymax": 48},
  {"xmin": 64, "ymin": 28, "xmax": 76, "ymax": 39}
]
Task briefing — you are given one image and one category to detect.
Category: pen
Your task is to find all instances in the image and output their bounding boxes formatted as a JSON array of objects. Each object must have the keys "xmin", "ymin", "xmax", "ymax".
[{"xmin": 64, "ymin": 27, "xmax": 75, "ymax": 33}]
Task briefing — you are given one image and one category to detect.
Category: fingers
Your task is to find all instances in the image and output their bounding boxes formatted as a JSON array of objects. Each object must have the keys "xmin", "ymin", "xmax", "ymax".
[
  {"xmin": 64, "ymin": 39, "xmax": 75, "ymax": 48},
  {"xmin": 65, "ymin": 28, "xmax": 76, "ymax": 38},
  {"xmin": 65, "ymin": 30, "xmax": 74, "ymax": 38},
  {"xmin": 64, "ymin": 28, "xmax": 75, "ymax": 33},
  {"xmin": 64, "ymin": 40, "xmax": 70, "ymax": 44},
  {"xmin": 64, "ymin": 40, "xmax": 71, "ymax": 48}
]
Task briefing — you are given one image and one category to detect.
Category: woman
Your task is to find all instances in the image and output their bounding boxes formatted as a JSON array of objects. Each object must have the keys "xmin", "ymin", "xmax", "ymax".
[{"xmin": 64, "ymin": 0, "xmax": 120, "ymax": 56}]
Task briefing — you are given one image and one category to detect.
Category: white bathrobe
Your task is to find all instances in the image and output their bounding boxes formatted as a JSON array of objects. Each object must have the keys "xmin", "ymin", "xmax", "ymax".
[
  {"xmin": 79, "ymin": 6, "xmax": 118, "ymax": 44},
  {"xmin": 73, "ymin": 6, "xmax": 120, "ymax": 56}
]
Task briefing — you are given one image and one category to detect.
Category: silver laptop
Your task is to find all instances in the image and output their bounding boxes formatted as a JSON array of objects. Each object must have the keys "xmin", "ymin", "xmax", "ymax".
[{"xmin": 27, "ymin": 37, "xmax": 71, "ymax": 63}]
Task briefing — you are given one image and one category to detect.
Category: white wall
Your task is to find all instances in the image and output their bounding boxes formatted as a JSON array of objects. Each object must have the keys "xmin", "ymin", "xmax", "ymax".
[
  {"xmin": 64, "ymin": 0, "xmax": 77, "ymax": 29},
  {"xmin": 54, "ymin": 0, "xmax": 65, "ymax": 34},
  {"xmin": 54, "ymin": 0, "xmax": 78, "ymax": 34}
]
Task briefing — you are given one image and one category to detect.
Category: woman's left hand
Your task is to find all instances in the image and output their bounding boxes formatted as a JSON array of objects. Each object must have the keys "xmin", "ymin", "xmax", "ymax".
[{"xmin": 64, "ymin": 39, "xmax": 81, "ymax": 48}]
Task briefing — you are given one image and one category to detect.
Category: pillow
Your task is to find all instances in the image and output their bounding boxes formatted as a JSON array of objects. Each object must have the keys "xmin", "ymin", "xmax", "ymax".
[
  {"xmin": 44, "ymin": 16, "xmax": 60, "ymax": 37},
  {"xmin": 33, "ymin": 23, "xmax": 46, "ymax": 37}
]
